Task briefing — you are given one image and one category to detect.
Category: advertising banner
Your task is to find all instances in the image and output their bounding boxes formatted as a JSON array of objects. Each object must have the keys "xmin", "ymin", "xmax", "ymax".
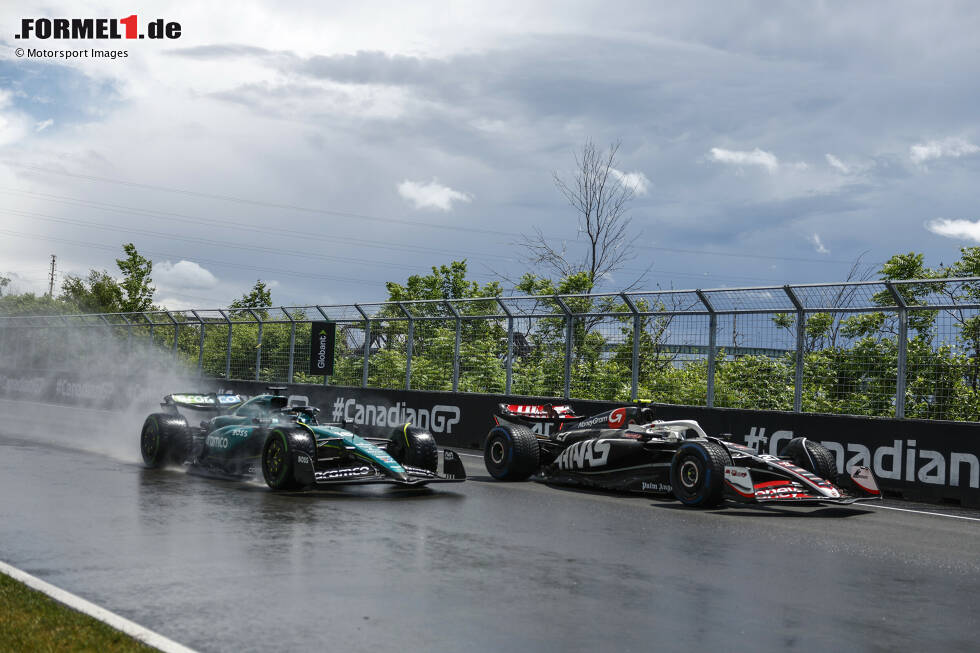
[{"xmin": 307, "ymin": 321, "xmax": 336, "ymax": 376}]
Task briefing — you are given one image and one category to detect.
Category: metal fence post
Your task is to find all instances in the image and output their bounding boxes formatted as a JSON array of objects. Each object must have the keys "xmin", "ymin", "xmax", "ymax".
[
  {"xmin": 497, "ymin": 299, "xmax": 514, "ymax": 395},
  {"xmin": 249, "ymin": 309, "xmax": 262, "ymax": 382},
  {"xmin": 398, "ymin": 303, "xmax": 413, "ymax": 390},
  {"xmin": 554, "ymin": 296, "xmax": 573, "ymax": 400},
  {"xmin": 355, "ymin": 304, "xmax": 370, "ymax": 388},
  {"xmin": 783, "ymin": 286, "xmax": 805, "ymax": 413},
  {"xmin": 219, "ymin": 310, "xmax": 232, "ymax": 379},
  {"xmin": 191, "ymin": 310, "xmax": 205, "ymax": 377},
  {"xmin": 167, "ymin": 311, "xmax": 179, "ymax": 360},
  {"xmin": 886, "ymin": 282, "xmax": 908, "ymax": 418},
  {"xmin": 446, "ymin": 301, "xmax": 461, "ymax": 392},
  {"xmin": 284, "ymin": 308, "xmax": 296, "ymax": 384},
  {"xmin": 123, "ymin": 315, "xmax": 132, "ymax": 354},
  {"xmin": 696, "ymin": 290, "xmax": 717, "ymax": 408},
  {"xmin": 622, "ymin": 293, "xmax": 641, "ymax": 402}
]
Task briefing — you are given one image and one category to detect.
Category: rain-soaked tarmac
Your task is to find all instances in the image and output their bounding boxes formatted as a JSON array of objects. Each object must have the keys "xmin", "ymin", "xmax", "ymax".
[{"xmin": 1, "ymin": 401, "xmax": 979, "ymax": 652}]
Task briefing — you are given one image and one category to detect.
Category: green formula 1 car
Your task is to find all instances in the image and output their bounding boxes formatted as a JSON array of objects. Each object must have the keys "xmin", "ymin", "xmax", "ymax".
[{"xmin": 139, "ymin": 388, "xmax": 466, "ymax": 490}]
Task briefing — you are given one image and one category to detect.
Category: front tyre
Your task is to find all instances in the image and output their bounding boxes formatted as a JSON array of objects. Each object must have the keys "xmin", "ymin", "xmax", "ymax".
[
  {"xmin": 670, "ymin": 441, "xmax": 731, "ymax": 507},
  {"xmin": 779, "ymin": 437, "xmax": 837, "ymax": 480},
  {"xmin": 388, "ymin": 424, "xmax": 438, "ymax": 473},
  {"xmin": 484, "ymin": 424, "xmax": 539, "ymax": 481},
  {"xmin": 262, "ymin": 427, "xmax": 315, "ymax": 490},
  {"xmin": 140, "ymin": 413, "xmax": 189, "ymax": 468}
]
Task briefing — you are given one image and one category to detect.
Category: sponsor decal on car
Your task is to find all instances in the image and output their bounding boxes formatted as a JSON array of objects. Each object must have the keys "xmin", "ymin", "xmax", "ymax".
[
  {"xmin": 641, "ymin": 481, "xmax": 671, "ymax": 492},
  {"xmin": 206, "ymin": 434, "xmax": 229, "ymax": 449},
  {"xmin": 315, "ymin": 466, "xmax": 373, "ymax": 481},
  {"xmin": 557, "ymin": 439, "xmax": 611, "ymax": 470},
  {"xmin": 607, "ymin": 407, "xmax": 626, "ymax": 428}
]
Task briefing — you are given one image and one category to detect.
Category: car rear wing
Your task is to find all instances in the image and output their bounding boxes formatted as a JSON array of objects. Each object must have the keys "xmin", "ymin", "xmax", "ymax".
[
  {"xmin": 163, "ymin": 392, "xmax": 245, "ymax": 412},
  {"xmin": 496, "ymin": 403, "xmax": 582, "ymax": 421}
]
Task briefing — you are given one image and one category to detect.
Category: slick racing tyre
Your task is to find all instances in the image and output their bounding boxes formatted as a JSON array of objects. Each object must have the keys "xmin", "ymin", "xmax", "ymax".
[
  {"xmin": 140, "ymin": 413, "xmax": 190, "ymax": 468},
  {"xmin": 388, "ymin": 424, "xmax": 439, "ymax": 473},
  {"xmin": 670, "ymin": 441, "xmax": 732, "ymax": 507},
  {"xmin": 262, "ymin": 427, "xmax": 315, "ymax": 491},
  {"xmin": 484, "ymin": 424, "xmax": 539, "ymax": 481},
  {"xmin": 779, "ymin": 437, "xmax": 837, "ymax": 480}
]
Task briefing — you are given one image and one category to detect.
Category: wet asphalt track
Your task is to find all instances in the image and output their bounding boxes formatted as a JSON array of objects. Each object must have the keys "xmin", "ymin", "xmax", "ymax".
[{"xmin": 1, "ymin": 402, "xmax": 979, "ymax": 652}]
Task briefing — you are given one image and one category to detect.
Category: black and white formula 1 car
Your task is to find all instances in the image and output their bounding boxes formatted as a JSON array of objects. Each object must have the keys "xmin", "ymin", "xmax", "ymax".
[
  {"xmin": 483, "ymin": 403, "xmax": 881, "ymax": 508},
  {"xmin": 140, "ymin": 389, "xmax": 466, "ymax": 491}
]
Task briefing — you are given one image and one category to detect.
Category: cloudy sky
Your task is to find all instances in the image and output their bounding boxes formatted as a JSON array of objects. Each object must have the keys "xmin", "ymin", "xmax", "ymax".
[{"xmin": 1, "ymin": 1, "xmax": 978, "ymax": 310}]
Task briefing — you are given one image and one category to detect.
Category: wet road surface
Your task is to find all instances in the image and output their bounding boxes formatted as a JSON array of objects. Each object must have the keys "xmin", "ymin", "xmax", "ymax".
[{"xmin": 1, "ymin": 402, "xmax": 979, "ymax": 652}]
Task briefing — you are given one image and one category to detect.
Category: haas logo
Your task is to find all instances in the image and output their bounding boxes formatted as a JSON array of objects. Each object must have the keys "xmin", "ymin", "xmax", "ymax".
[
  {"xmin": 557, "ymin": 440, "xmax": 612, "ymax": 470},
  {"xmin": 608, "ymin": 408, "xmax": 626, "ymax": 428}
]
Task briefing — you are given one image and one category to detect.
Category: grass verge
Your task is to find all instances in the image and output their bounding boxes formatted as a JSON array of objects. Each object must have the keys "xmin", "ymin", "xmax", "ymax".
[{"xmin": 0, "ymin": 571, "xmax": 159, "ymax": 652}]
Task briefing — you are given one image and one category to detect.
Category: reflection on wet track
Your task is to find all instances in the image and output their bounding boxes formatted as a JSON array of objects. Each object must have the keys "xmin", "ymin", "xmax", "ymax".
[{"xmin": 1, "ymin": 425, "xmax": 979, "ymax": 652}]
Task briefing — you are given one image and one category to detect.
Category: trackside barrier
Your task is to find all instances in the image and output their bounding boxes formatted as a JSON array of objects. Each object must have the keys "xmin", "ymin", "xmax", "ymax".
[{"xmin": 1, "ymin": 369, "xmax": 976, "ymax": 507}]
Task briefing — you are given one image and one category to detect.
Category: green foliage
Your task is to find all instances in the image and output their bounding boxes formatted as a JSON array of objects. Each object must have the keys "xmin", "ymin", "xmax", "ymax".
[
  {"xmin": 116, "ymin": 243, "xmax": 155, "ymax": 312},
  {"xmin": 13, "ymin": 246, "xmax": 980, "ymax": 425},
  {"xmin": 229, "ymin": 280, "xmax": 273, "ymax": 319},
  {"xmin": 0, "ymin": 291, "xmax": 66, "ymax": 316},
  {"xmin": 60, "ymin": 269, "xmax": 124, "ymax": 314}
]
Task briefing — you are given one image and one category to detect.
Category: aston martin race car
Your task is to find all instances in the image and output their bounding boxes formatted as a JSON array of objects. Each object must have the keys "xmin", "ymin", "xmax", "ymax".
[
  {"xmin": 484, "ymin": 403, "xmax": 880, "ymax": 507},
  {"xmin": 139, "ymin": 389, "xmax": 466, "ymax": 490}
]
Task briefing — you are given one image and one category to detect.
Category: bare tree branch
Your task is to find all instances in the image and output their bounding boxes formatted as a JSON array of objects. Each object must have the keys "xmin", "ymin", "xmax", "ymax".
[{"xmin": 522, "ymin": 139, "xmax": 645, "ymax": 291}]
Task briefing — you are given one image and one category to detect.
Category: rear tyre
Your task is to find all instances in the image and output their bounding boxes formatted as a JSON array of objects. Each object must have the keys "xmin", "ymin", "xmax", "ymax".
[
  {"xmin": 484, "ymin": 424, "xmax": 539, "ymax": 481},
  {"xmin": 388, "ymin": 424, "xmax": 439, "ymax": 473},
  {"xmin": 140, "ymin": 413, "xmax": 189, "ymax": 468},
  {"xmin": 779, "ymin": 437, "xmax": 837, "ymax": 480},
  {"xmin": 670, "ymin": 441, "xmax": 731, "ymax": 507}
]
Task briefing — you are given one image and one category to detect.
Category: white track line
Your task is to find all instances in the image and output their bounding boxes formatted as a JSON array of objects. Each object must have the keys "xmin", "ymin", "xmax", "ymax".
[
  {"xmin": 865, "ymin": 504, "xmax": 980, "ymax": 522},
  {"xmin": 0, "ymin": 560, "xmax": 197, "ymax": 653}
]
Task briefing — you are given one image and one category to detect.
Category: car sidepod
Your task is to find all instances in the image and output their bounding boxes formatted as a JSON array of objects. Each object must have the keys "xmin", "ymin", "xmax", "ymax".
[{"xmin": 296, "ymin": 425, "xmax": 466, "ymax": 488}]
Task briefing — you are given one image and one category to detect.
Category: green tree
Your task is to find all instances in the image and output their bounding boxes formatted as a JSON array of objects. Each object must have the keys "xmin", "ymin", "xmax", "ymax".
[
  {"xmin": 230, "ymin": 280, "xmax": 273, "ymax": 310},
  {"xmin": 116, "ymin": 243, "xmax": 155, "ymax": 312},
  {"xmin": 59, "ymin": 270, "xmax": 123, "ymax": 314}
]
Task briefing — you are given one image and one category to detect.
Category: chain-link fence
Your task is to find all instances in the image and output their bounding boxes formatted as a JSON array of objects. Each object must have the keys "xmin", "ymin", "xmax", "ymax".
[{"xmin": 6, "ymin": 277, "xmax": 980, "ymax": 420}]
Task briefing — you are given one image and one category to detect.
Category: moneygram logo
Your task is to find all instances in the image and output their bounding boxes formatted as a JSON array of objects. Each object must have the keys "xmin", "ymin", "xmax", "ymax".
[{"xmin": 15, "ymin": 16, "xmax": 182, "ymax": 40}]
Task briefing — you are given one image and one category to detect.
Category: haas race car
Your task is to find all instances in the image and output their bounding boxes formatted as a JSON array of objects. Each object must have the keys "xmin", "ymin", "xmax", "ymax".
[
  {"xmin": 483, "ymin": 404, "xmax": 880, "ymax": 508},
  {"xmin": 139, "ymin": 388, "xmax": 465, "ymax": 491}
]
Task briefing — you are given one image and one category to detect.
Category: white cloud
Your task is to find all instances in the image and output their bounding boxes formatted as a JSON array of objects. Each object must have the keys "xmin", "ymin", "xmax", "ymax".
[
  {"xmin": 910, "ymin": 138, "xmax": 980, "ymax": 165},
  {"xmin": 35, "ymin": 119, "xmax": 53, "ymax": 133},
  {"xmin": 709, "ymin": 147, "xmax": 779, "ymax": 173},
  {"xmin": 610, "ymin": 168, "xmax": 651, "ymax": 196},
  {"xmin": 397, "ymin": 179, "xmax": 472, "ymax": 211},
  {"xmin": 825, "ymin": 153, "xmax": 850, "ymax": 174},
  {"xmin": 925, "ymin": 218, "xmax": 980, "ymax": 243},
  {"xmin": 155, "ymin": 260, "xmax": 218, "ymax": 289},
  {"xmin": 809, "ymin": 233, "xmax": 830, "ymax": 254}
]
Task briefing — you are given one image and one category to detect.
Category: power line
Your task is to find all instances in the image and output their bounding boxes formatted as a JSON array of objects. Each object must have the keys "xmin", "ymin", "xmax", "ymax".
[
  {"xmin": 0, "ymin": 188, "xmax": 513, "ymax": 264},
  {"xmin": 0, "ymin": 228, "xmax": 496, "ymax": 289},
  {"xmin": 0, "ymin": 227, "xmax": 836, "ymax": 292},
  {"xmin": 4, "ymin": 162, "xmax": 517, "ymax": 238},
  {"xmin": 1, "ymin": 170, "xmax": 874, "ymax": 267}
]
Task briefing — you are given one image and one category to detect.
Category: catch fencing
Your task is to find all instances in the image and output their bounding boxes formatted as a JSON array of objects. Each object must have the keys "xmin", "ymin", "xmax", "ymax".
[{"xmin": 3, "ymin": 277, "xmax": 980, "ymax": 421}]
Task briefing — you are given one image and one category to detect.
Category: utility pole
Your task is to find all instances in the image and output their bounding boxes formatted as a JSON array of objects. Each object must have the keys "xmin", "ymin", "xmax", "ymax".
[{"xmin": 48, "ymin": 254, "xmax": 56, "ymax": 297}]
